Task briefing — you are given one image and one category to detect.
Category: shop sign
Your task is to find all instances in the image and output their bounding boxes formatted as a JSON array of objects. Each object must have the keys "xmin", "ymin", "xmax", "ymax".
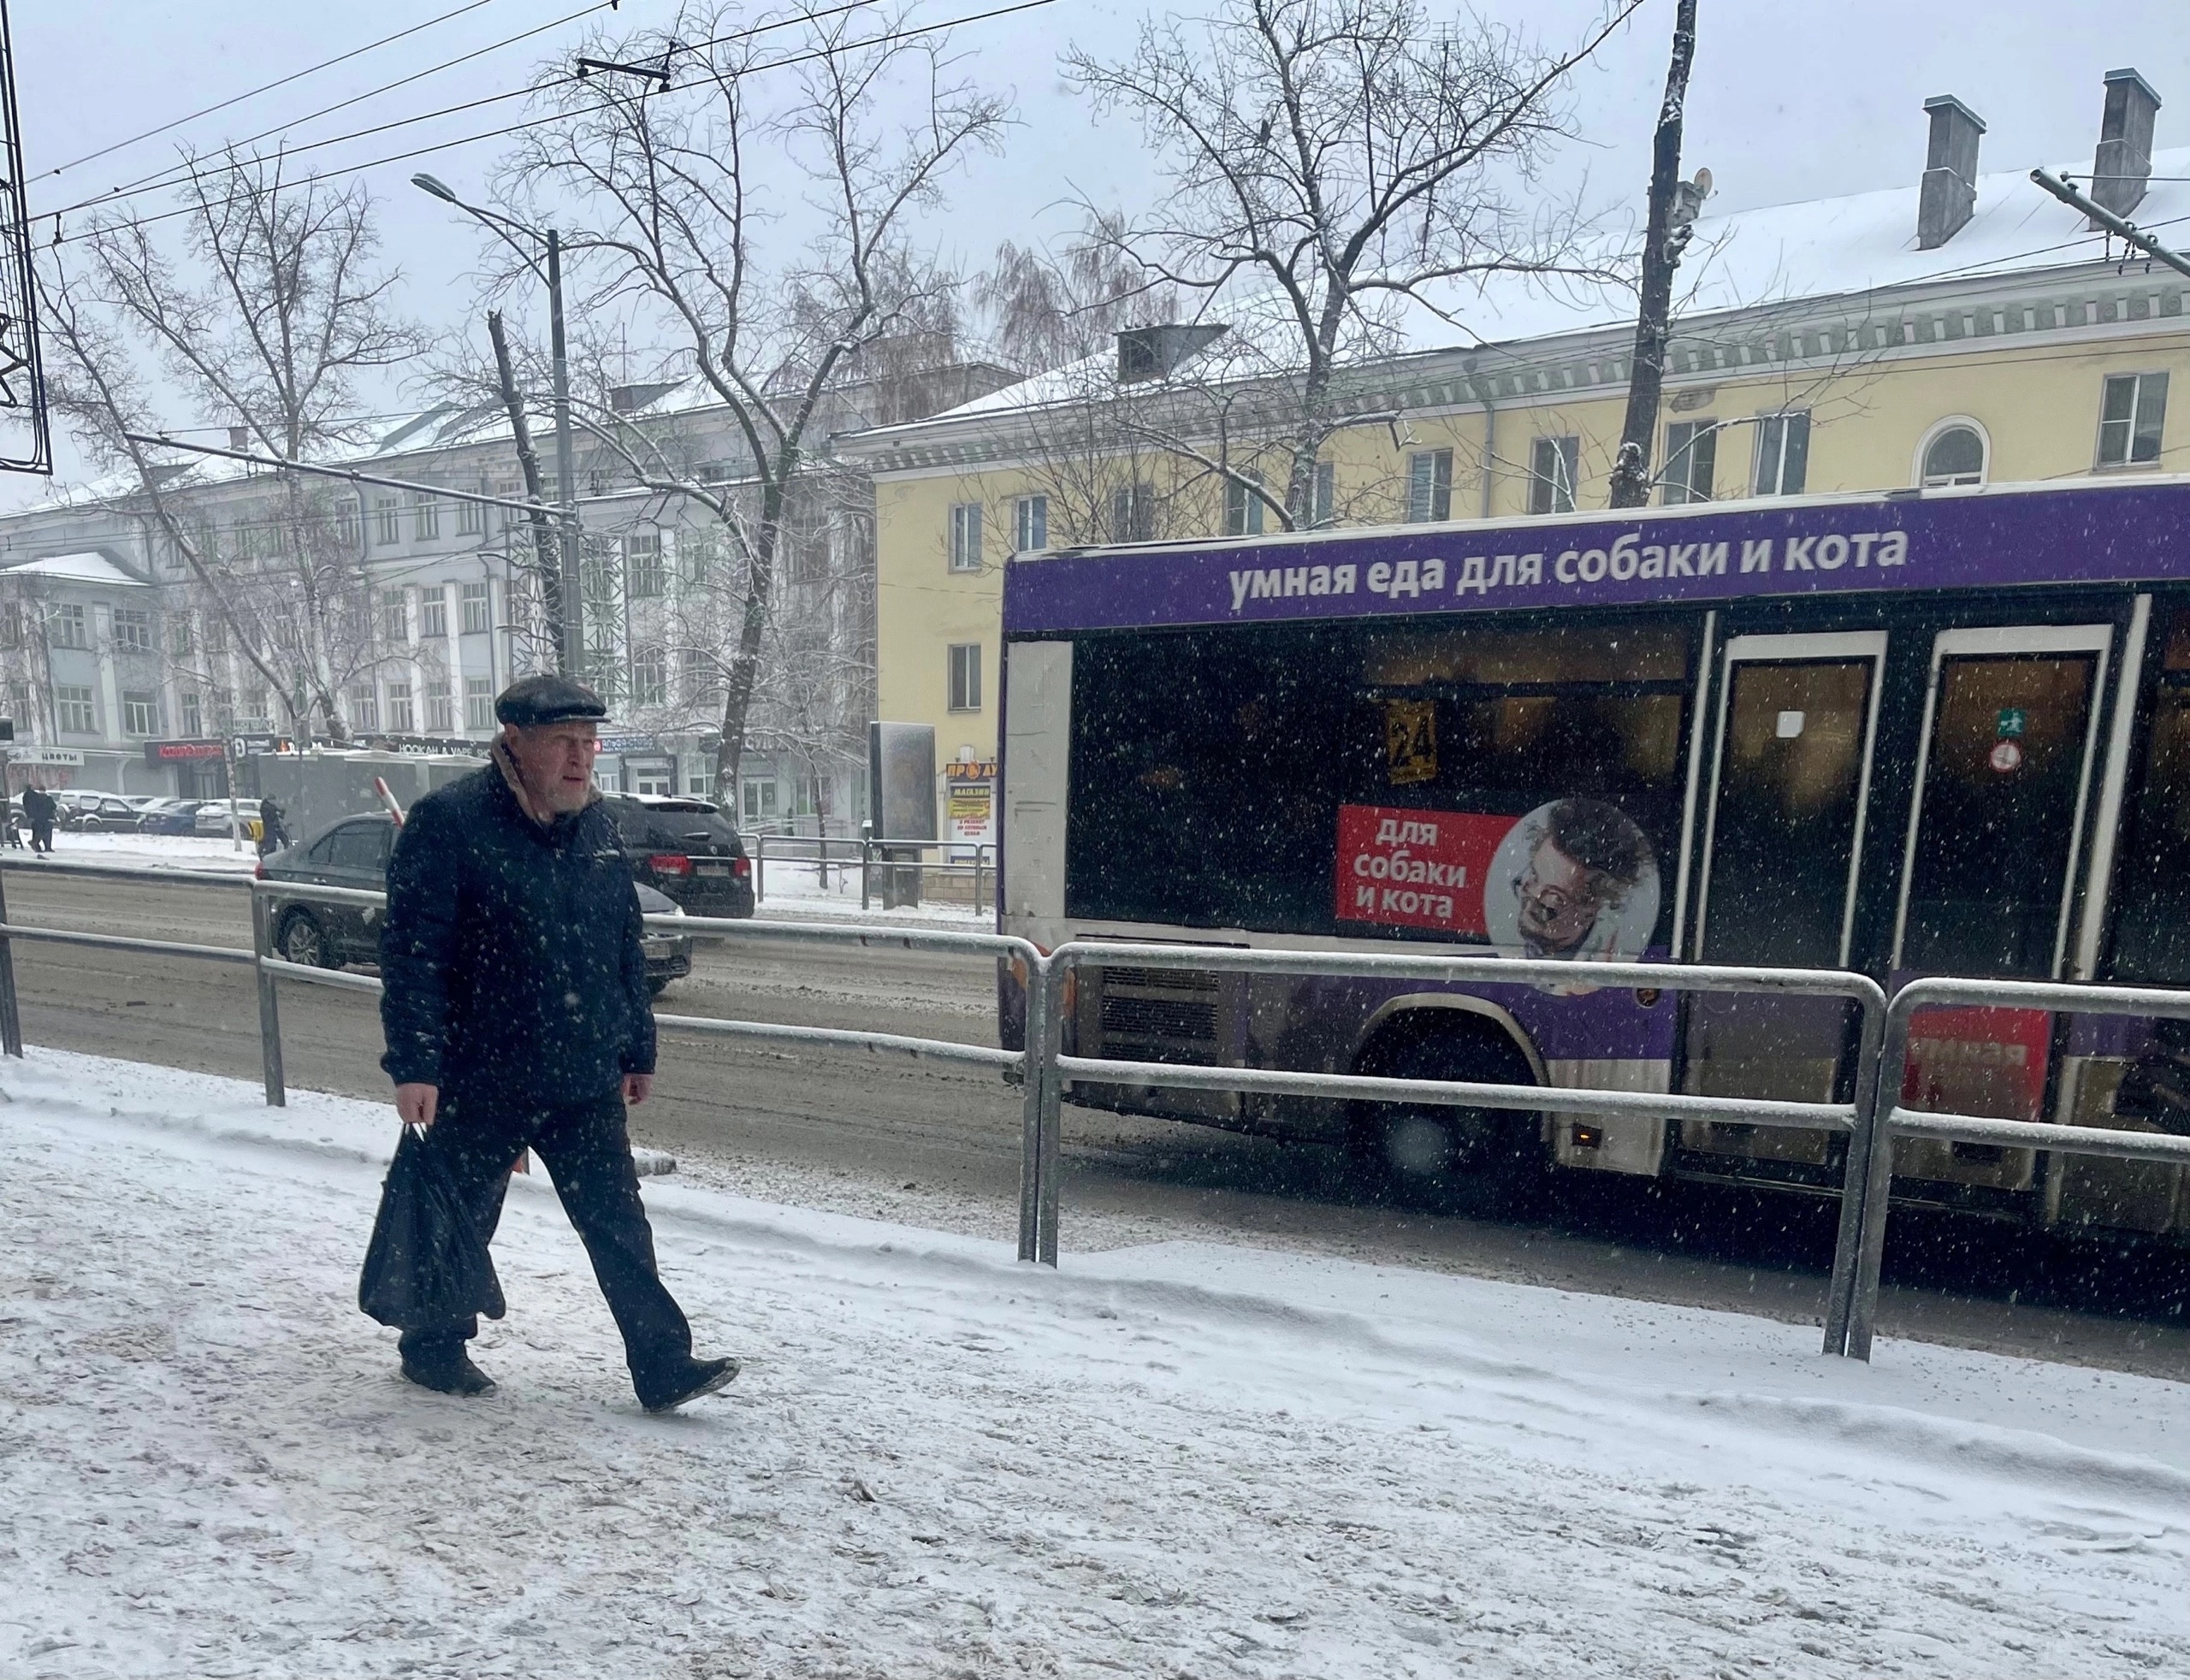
[{"xmin": 144, "ymin": 738, "xmax": 225, "ymax": 766}]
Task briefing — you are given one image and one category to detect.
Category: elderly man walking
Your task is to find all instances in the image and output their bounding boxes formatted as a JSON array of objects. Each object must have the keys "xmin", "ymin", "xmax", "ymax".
[{"xmin": 376, "ymin": 673, "xmax": 736, "ymax": 1410}]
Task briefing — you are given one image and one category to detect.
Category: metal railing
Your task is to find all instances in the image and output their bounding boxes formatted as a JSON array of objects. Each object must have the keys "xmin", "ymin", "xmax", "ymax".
[
  {"xmin": 746, "ymin": 830, "xmax": 996, "ymax": 913},
  {"xmin": 1832, "ymin": 975, "xmax": 2190, "ymax": 1359},
  {"xmin": 5, "ymin": 854, "xmax": 2190, "ymax": 1364}
]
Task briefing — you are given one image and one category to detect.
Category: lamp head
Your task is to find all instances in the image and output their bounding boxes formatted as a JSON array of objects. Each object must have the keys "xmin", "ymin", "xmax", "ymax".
[{"xmin": 410, "ymin": 173, "xmax": 459, "ymax": 204}]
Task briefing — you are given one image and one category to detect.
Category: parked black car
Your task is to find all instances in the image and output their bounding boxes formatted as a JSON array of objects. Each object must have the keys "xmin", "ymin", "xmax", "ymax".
[
  {"xmin": 602, "ymin": 794, "xmax": 755, "ymax": 919},
  {"xmin": 256, "ymin": 812, "xmax": 695, "ymax": 994}
]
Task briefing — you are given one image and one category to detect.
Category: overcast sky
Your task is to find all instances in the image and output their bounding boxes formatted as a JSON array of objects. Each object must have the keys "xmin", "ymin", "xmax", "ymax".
[{"xmin": 16, "ymin": 0, "xmax": 2190, "ymax": 508}]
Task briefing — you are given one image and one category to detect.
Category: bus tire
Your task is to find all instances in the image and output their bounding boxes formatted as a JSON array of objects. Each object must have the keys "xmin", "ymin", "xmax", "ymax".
[{"xmin": 1348, "ymin": 1020, "xmax": 1545, "ymax": 1216}]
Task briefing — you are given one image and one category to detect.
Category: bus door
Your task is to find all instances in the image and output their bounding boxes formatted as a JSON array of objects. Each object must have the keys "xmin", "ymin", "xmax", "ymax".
[
  {"xmin": 1891, "ymin": 624, "xmax": 2113, "ymax": 1191},
  {"xmin": 1683, "ymin": 633, "xmax": 1886, "ymax": 1168}
]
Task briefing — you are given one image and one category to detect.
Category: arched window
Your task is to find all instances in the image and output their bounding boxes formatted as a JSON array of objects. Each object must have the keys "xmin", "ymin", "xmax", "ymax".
[{"xmin": 1920, "ymin": 423, "xmax": 1987, "ymax": 488}]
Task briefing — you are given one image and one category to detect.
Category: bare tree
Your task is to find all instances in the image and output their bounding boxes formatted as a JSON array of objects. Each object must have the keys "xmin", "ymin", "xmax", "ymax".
[
  {"xmin": 1063, "ymin": 0, "xmax": 1644, "ymax": 532},
  {"xmin": 972, "ymin": 212, "xmax": 1181, "ymax": 374},
  {"xmin": 498, "ymin": 2, "xmax": 1006, "ymax": 802},
  {"xmin": 41, "ymin": 151, "xmax": 425, "ymax": 742}
]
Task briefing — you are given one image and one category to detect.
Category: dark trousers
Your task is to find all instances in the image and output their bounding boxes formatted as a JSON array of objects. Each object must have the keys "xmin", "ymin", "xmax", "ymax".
[
  {"xmin": 396, "ymin": 1087, "xmax": 693, "ymax": 1392},
  {"xmin": 28, "ymin": 821, "xmax": 50, "ymax": 854}
]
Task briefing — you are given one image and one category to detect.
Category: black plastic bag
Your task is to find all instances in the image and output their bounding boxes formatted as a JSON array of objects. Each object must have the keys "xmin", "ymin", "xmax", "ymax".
[{"xmin": 358, "ymin": 1125, "xmax": 506, "ymax": 1327}]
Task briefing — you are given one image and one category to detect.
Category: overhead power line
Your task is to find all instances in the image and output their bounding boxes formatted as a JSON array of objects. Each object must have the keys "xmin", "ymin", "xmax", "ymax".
[
  {"xmin": 45, "ymin": 0, "xmax": 1058, "ymax": 249},
  {"xmin": 38, "ymin": 0, "xmax": 620, "ymax": 221},
  {"xmin": 41, "ymin": 0, "xmax": 902, "ymax": 225},
  {"xmin": 38, "ymin": 0, "xmax": 503, "ymax": 184}
]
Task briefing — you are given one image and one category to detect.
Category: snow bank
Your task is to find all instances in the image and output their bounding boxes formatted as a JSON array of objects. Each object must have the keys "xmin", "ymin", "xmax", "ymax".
[
  {"xmin": 2, "ymin": 1048, "xmax": 2183, "ymax": 1678},
  {"xmin": 15, "ymin": 831, "xmax": 260, "ymax": 874}
]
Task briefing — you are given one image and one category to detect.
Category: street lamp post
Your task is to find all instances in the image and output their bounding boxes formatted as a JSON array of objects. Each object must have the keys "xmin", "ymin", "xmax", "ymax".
[{"xmin": 412, "ymin": 174, "xmax": 583, "ymax": 677}]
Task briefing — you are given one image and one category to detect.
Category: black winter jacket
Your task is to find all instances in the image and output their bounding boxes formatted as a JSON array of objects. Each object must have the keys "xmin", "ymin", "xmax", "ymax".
[{"xmin": 379, "ymin": 760, "xmax": 655, "ymax": 1104}]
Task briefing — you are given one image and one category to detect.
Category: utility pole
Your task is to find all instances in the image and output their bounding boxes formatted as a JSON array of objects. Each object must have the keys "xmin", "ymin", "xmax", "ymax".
[
  {"xmin": 487, "ymin": 310, "xmax": 569, "ymax": 672},
  {"xmin": 547, "ymin": 228, "xmax": 583, "ymax": 681},
  {"xmin": 1608, "ymin": 0, "xmax": 1702, "ymax": 510}
]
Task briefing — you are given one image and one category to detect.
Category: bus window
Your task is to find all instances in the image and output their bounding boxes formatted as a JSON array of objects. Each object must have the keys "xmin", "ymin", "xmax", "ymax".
[
  {"xmin": 1364, "ymin": 624, "xmax": 1691, "ymax": 686},
  {"xmin": 1898, "ymin": 648, "xmax": 2099, "ymax": 978},
  {"xmin": 1066, "ymin": 627, "xmax": 1349, "ymax": 931}
]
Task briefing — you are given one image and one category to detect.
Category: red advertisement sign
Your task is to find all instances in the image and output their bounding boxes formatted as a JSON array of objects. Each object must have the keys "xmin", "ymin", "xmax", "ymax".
[
  {"xmin": 1901, "ymin": 1005, "xmax": 2051, "ymax": 1122},
  {"xmin": 1335, "ymin": 804, "xmax": 1518, "ymax": 937}
]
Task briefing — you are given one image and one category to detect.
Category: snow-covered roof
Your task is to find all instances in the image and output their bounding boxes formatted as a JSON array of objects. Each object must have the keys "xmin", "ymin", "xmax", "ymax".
[
  {"xmin": 4, "ymin": 551, "xmax": 149, "ymax": 589},
  {"xmin": 865, "ymin": 145, "xmax": 2190, "ymax": 441}
]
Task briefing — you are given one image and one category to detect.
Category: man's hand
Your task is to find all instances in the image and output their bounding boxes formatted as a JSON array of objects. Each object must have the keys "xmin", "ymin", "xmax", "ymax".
[
  {"xmin": 623, "ymin": 1074, "xmax": 654, "ymax": 1106},
  {"xmin": 395, "ymin": 1082, "xmax": 440, "ymax": 1128}
]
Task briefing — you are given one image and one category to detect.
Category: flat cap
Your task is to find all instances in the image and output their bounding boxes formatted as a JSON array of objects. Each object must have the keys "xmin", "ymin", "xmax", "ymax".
[{"xmin": 494, "ymin": 673, "xmax": 610, "ymax": 728}]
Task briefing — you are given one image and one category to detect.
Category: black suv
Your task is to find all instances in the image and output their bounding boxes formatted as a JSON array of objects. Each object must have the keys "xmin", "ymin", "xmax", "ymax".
[
  {"xmin": 603, "ymin": 795, "xmax": 755, "ymax": 919},
  {"xmin": 257, "ymin": 812, "xmax": 695, "ymax": 994}
]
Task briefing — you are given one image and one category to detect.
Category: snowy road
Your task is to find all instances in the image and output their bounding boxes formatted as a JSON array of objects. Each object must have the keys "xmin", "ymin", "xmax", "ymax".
[
  {"xmin": 4, "ymin": 866, "xmax": 2190, "ymax": 1381},
  {"xmin": 1, "ymin": 1050, "xmax": 2185, "ymax": 1679}
]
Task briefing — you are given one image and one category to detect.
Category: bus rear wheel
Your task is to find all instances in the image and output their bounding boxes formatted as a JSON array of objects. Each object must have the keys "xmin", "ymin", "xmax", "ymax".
[{"xmin": 1352, "ymin": 1031, "xmax": 1544, "ymax": 1216}]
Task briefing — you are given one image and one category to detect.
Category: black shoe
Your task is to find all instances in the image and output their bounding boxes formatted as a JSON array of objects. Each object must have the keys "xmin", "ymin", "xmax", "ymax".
[
  {"xmin": 639, "ymin": 1354, "xmax": 739, "ymax": 1413},
  {"xmin": 400, "ymin": 1350, "xmax": 497, "ymax": 1397}
]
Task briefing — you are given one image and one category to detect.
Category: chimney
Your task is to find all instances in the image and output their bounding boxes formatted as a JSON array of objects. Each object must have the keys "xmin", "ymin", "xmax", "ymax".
[
  {"xmin": 2090, "ymin": 68, "xmax": 2162, "ymax": 224},
  {"xmin": 1116, "ymin": 323, "xmax": 1228, "ymax": 384},
  {"xmin": 1917, "ymin": 95, "xmax": 1986, "ymax": 250}
]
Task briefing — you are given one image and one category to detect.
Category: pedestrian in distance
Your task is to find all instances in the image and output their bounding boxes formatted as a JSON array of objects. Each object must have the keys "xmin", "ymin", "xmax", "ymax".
[
  {"xmin": 256, "ymin": 796, "xmax": 290, "ymax": 857},
  {"xmin": 3, "ymin": 793, "xmax": 21, "ymax": 849},
  {"xmin": 373, "ymin": 673, "xmax": 737, "ymax": 1411},
  {"xmin": 21, "ymin": 784, "xmax": 56, "ymax": 855}
]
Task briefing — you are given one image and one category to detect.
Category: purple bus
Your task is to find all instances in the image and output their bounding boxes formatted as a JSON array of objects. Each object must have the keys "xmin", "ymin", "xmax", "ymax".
[{"xmin": 996, "ymin": 476, "xmax": 2190, "ymax": 1238}]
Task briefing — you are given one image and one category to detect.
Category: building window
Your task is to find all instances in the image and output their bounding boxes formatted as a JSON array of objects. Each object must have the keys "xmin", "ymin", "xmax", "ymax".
[
  {"xmin": 1014, "ymin": 494, "xmax": 1048, "ymax": 553},
  {"xmin": 170, "ymin": 612, "xmax": 194, "ymax": 657},
  {"xmin": 1920, "ymin": 422, "xmax": 1986, "ymax": 488},
  {"xmin": 335, "ymin": 497, "xmax": 362, "ymax": 547},
  {"xmin": 1223, "ymin": 475, "xmax": 1266, "ymax": 537},
  {"xmin": 48, "ymin": 602, "xmax": 88, "ymax": 649},
  {"xmin": 626, "ymin": 532, "xmax": 665, "ymax": 599},
  {"xmin": 464, "ymin": 677, "xmax": 494, "ymax": 730},
  {"xmin": 456, "ymin": 494, "xmax": 485, "ymax": 537},
  {"xmin": 743, "ymin": 779, "xmax": 778, "ymax": 820},
  {"xmin": 1406, "ymin": 449, "xmax": 1453, "ymax": 523},
  {"xmin": 55, "ymin": 684, "xmax": 97, "ymax": 735},
  {"xmin": 413, "ymin": 494, "xmax": 441, "ymax": 542},
  {"xmin": 241, "ymin": 690, "xmax": 270, "ymax": 729},
  {"xmin": 947, "ymin": 642, "xmax": 983, "ymax": 713},
  {"xmin": 460, "ymin": 581, "xmax": 491, "ymax": 634},
  {"xmin": 423, "ymin": 677, "xmax": 453, "ymax": 734},
  {"xmin": 631, "ymin": 646, "xmax": 666, "ymax": 706},
  {"xmin": 114, "ymin": 608, "xmax": 154, "ymax": 653},
  {"xmin": 379, "ymin": 589, "xmax": 408, "ymax": 644},
  {"xmin": 1754, "ymin": 411, "xmax": 1812, "ymax": 495},
  {"xmin": 419, "ymin": 589, "xmax": 448, "ymax": 640},
  {"xmin": 181, "ymin": 692, "xmax": 203, "ymax": 737},
  {"xmin": 1661, "ymin": 420, "xmax": 1718, "ymax": 505},
  {"xmin": 1110, "ymin": 482, "xmax": 1156, "ymax": 543},
  {"xmin": 121, "ymin": 690, "xmax": 157, "ymax": 736},
  {"xmin": 374, "ymin": 495, "xmax": 402, "ymax": 546},
  {"xmin": 948, "ymin": 503, "xmax": 983, "ymax": 572},
  {"xmin": 348, "ymin": 687, "xmax": 379, "ymax": 732},
  {"xmin": 2098, "ymin": 372, "xmax": 2169, "ymax": 469},
  {"xmin": 680, "ymin": 648, "xmax": 715, "ymax": 702},
  {"xmin": 386, "ymin": 682, "xmax": 415, "ymax": 732},
  {"xmin": 678, "ymin": 530, "xmax": 718, "ymax": 586},
  {"xmin": 1312, "ymin": 459, "xmax": 1337, "ymax": 526},
  {"xmin": 1529, "ymin": 435, "xmax": 1579, "ymax": 515}
]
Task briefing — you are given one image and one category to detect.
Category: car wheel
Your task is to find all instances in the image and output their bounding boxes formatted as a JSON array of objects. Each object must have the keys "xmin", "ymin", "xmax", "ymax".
[
  {"xmin": 278, "ymin": 910, "xmax": 334, "ymax": 969},
  {"xmin": 647, "ymin": 976, "xmax": 670, "ymax": 998}
]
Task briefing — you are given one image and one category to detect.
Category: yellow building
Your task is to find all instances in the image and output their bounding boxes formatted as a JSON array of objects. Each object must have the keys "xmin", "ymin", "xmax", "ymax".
[{"xmin": 839, "ymin": 77, "xmax": 2190, "ymax": 782}]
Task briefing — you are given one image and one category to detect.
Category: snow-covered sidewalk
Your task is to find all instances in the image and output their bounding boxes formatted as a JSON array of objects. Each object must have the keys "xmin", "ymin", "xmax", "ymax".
[{"xmin": 2, "ymin": 1050, "xmax": 2184, "ymax": 1679}]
